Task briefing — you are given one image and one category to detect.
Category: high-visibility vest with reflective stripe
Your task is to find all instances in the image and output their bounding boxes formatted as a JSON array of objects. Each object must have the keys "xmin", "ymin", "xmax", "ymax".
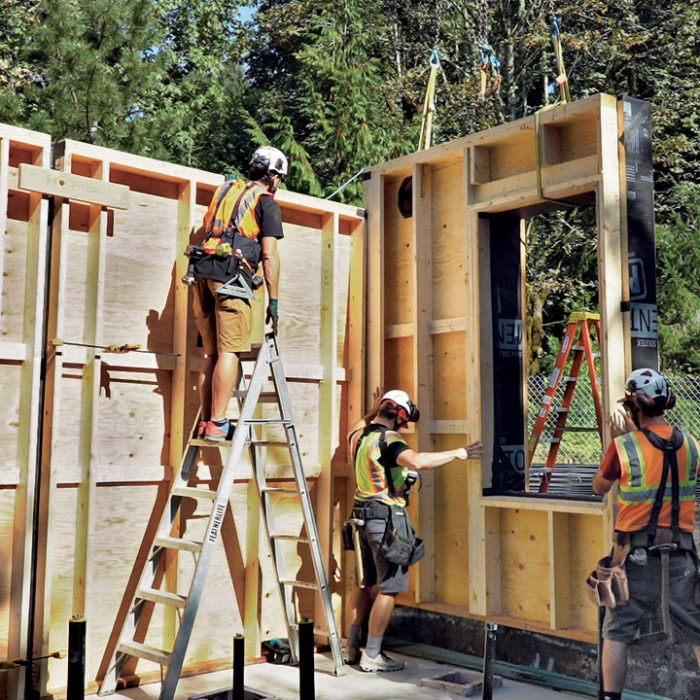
[
  {"xmin": 202, "ymin": 179, "xmax": 271, "ymax": 254},
  {"xmin": 613, "ymin": 426, "xmax": 699, "ymax": 532},
  {"xmin": 351, "ymin": 427, "xmax": 409, "ymax": 507}
]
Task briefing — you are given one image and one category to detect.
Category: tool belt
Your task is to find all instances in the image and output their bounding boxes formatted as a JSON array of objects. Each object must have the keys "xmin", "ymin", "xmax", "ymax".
[
  {"xmin": 614, "ymin": 527, "xmax": 695, "ymax": 553},
  {"xmin": 585, "ymin": 546, "xmax": 630, "ymax": 609},
  {"xmin": 351, "ymin": 500, "xmax": 425, "ymax": 567}
]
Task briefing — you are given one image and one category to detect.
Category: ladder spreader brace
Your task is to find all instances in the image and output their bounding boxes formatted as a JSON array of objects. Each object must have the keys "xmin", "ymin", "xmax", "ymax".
[
  {"xmin": 98, "ymin": 332, "xmax": 345, "ymax": 700},
  {"xmin": 527, "ymin": 312, "xmax": 604, "ymax": 493}
]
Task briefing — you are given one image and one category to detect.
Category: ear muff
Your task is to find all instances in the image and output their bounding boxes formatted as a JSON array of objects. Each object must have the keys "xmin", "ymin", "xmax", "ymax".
[
  {"xmin": 665, "ymin": 391, "xmax": 676, "ymax": 410},
  {"xmin": 407, "ymin": 400, "xmax": 420, "ymax": 423}
]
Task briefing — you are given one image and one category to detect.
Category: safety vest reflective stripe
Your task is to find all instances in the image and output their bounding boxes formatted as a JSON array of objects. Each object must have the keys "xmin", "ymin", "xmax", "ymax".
[
  {"xmin": 618, "ymin": 483, "xmax": 697, "ymax": 503},
  {"xmin": 618, "ymin": 432, "xmax": 644, "ymax": 488}
]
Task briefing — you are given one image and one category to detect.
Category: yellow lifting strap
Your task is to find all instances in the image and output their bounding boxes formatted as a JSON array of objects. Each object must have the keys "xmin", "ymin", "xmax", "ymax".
[
  {"xmin": 418, "ymin": 47, "xmax": 441, "ymax": 151},
  {"xmin": 549, "ymin": 5, "xmax": 571, "ymax": 103}
]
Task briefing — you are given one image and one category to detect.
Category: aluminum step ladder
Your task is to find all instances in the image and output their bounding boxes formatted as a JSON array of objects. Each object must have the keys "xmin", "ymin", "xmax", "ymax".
[
  {"xmin": 527, "ymin": 311, "xmax": 604, "ymax": 493},
  {"xmin": 98, "ymin": 332, "xmax": 345, "ymax": 700}
]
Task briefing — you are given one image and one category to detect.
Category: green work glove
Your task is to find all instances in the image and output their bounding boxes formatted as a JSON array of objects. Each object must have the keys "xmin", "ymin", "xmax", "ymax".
[{"xmin": 266, "ymin": 298, "xmax": 279, "ymax": 335}]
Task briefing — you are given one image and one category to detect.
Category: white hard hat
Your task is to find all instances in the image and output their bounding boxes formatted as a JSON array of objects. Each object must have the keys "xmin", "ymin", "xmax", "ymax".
[
  {"xmin": 249, "ymin": 146, "xmax": 288, "ymax": 177},
  {"xmin": 623, "ymin": 368, "xmax": 675, "ymax": 413},
  {"xmin": 381, "ymin": 390, "xmax": 420, "ymax": 423}
]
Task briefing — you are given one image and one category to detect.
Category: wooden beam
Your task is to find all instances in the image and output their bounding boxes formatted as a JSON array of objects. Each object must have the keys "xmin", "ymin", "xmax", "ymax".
[
  {"xmin": 0, "ymin": 138, "xmax": 9, "ymax": 315},
  {"xmin": 364, "ymin": 173, "xmax": 384, "ymax": 407},
  {"xmin": 18, "ymin": 163, "xmax": 129, "ymax": 209},
  {"xmin": 596, "ymin": 95, "xmax": 625, "ymax": 536},
  {"xmin": 316, "ymin": 211, "xmax": 341, "ymax": 633},
  {"xmin": 549, "ymin": 512, "xmax": 571, "ymax": 629},
  {"xmin": 413, "ymin": 163, "xmax": 435, "ymax": 603},
  {"xmin": 6, "ymin": 136, "xmax": 50, "ymax": 700}
]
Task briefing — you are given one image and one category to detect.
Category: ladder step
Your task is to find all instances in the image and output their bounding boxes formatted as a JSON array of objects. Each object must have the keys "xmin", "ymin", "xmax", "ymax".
[
  {"xmin": 233, "ymin": 390, "xmax": 279, "ymax": 404},
  {"xmin": 564, "ymin": 377, "xmax": 577, "ymax": 383},
  {"xmin": 279, "ymin": 579, "xmax": 320, "ymax": 591},
  {"xmin": 271, "ymin": 534, "xmax": 309, "ymax": 543},
  {"xmin": 190, "ymin": 438, "xmax": 232, "ymax": 449},
  {"xmin": 117, "ymin": 641, "xmax": 171, "ymax": 666},
  {"xmin": 251, "ymin": 440, "xmax": 290, "ymax": 448},
  {"xmin": 245, "ymin": 419, "xmax": 293, "ymax": 426},
  {"xmin": 136, "ymin": 587, "xmax": 187, "ymax": 608},
  {"xmin": 172, "ymin": 487, "xmax": 217, "ymax": 501},
  {"xmin": 560, "ymin": 426, "xmax": 599, "ymax": 433},
  {"xmin": 555, "ymin": 407, "xmax": 570, "ymax": 414},
  {"xmin": 153, "ymin": 536, "xmax": 203, "ymax": 553},
  {"xmin": 261, "ymin": 486, "xmax": 300, "ymax": 495}
]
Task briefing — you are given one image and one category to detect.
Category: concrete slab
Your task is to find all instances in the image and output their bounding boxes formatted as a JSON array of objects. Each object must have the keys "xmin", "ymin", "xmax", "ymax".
[{"xmin": 90, "ymin": 651, "xmax": 588, "ymax": 700}]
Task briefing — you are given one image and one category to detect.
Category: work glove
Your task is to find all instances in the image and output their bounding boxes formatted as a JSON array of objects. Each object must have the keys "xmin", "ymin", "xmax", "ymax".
[{"xmin": 266, "ymin": 298, "xmax": 279, "ymax": 335}]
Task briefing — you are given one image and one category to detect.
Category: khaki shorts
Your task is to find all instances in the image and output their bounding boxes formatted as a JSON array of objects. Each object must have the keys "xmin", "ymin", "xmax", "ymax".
[
  {"xmin": 603, "ymin": 551, "xmax": 700, "ymax": 644},
  {"xmin": 192, "ymin": 278, "xmax": 252, "ymax": 354}
]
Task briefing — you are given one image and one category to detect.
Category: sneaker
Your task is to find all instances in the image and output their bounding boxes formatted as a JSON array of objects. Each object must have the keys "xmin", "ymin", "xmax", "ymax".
[
  {"xmin": 203, "ymin": 419, "xmax": 234, "ymax": 442},
  {"xmin": 359, "ymin": 650, "xmax": 404, "ymax": 672},
  {"xmin": 345, "ymin": 646, "xmax": 360, "ymax": 665},
  {"xmin": 195, "ymin": 420, "xmax": 207, "ymax": 439}
]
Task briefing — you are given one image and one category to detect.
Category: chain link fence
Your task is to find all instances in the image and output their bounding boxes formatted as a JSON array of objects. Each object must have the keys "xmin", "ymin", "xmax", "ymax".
[{"xmin": 527, "ymin": 371, "xmax": 700, "ymax": 465}]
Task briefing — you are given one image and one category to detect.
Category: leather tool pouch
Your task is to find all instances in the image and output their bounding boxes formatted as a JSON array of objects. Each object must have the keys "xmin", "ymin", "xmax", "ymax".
[
  {"xmin": 381, "ymin": 506, "xmax": 425, "ymax": 566},
  {"xmin": 585, "ymin": 554, "xmax": 630, "ymax": 609}
]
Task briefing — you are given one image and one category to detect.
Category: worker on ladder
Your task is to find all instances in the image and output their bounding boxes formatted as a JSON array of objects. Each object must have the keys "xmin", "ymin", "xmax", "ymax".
[
  {"xmin": 592, "ymin": 369, "xmax": 700, "ymax": 699},
  {"xmin": 345, "ymin": 390, "xmax": 483, "ymax": 672},
  {"xmin": 185, "ymin": 146, "xmax": 287, "ymax": 441}
]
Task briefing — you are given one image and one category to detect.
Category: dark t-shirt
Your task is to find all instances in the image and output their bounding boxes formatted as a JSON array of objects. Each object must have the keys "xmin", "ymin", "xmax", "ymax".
[{"xmin": 256, "ymin": 195, "xmax": 284, "ymax": 240}]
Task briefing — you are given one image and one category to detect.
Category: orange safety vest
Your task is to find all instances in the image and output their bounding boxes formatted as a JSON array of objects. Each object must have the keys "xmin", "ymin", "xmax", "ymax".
[
  {"xmin": 202, "ymin": 179, "xmax": 272, "ymax": 254},
  {"xmin": 613, "ymin": 426, "xmax": 699, "ymax": 532}
]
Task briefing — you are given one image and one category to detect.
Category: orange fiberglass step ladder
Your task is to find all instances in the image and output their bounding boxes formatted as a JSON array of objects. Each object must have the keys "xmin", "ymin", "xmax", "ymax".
[{"xmin": 527, "ymin": 311, "xmax": 604, "ymax": 493}]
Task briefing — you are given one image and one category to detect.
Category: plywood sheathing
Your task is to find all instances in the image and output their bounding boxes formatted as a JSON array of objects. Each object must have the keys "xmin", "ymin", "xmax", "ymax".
[
  {"xmin": 362, "ymin": 93, "xmax": 625, "ymax": 642},
  {"xmin": 0, "ymin": 130, "xmax": 364, "ymax": 698}
]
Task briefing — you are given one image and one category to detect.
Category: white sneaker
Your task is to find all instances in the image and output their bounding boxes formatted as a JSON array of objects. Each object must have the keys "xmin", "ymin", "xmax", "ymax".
[{"xmin": 359, "ymin": 650, "xmax": 405, "ymax": 672}]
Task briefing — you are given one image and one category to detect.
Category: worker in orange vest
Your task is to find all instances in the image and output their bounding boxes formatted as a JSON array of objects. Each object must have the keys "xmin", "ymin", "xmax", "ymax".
[
  {"xmin": 593, "ymin": 368, "xmax": 700, "ymax": 700},
  {"xmin": 188, "ymin": 146, "xmax": 287, "ymax": 441}
]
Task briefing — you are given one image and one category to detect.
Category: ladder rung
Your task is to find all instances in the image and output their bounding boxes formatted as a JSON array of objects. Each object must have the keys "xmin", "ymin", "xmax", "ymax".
[
  {"xmin": 271, "ymin": 534, "xmax": 309, "ymax": 543},
  {"xmin": 117, "ymin": 641, "xmax": 171, "ymax": 666},
  {"xmin": 245, "ymin": 419, "xmax": 293, "ymax": 426},
  {"xmin": 261, "ymin": 486, "xmax": 300, "ymax": 495},
  {"xmin": 547, "ymin": 438, "xmax": 561, "ymax": 444},
  {"xmin": 561, "ymin": 426, "xmax": 599, "ymax": 433},
  {"xmin": 279, "ymin": 579, "xmax": 320, "ymax": 590},
  {"xmin": 136, "ymin": 587, "xmax": 187, "ymax": 608},
  {"xmin": 172, "ymin": 487, "xmax": 217, "ymax": 501},
  {"xmin": 251, "ymin": 440, "xmax": 290, "ymax": 448},
  {"xmin": 233, "ymin": 391, "xmax": 279, "ymax": 404},
  {"xmin": 564, "ymin": 377, "xmax": 577, "ymax": 383},
  {"xmin": 153, "ymin": 536, "xmax": 203, "ymax": 553},
  {"xmin": 555, "ymin": 407, "xmax": 570, "ymax": 414},
  {"xmin": 190, "ymin": 438, "xmax": 232, "ymax": 449}
]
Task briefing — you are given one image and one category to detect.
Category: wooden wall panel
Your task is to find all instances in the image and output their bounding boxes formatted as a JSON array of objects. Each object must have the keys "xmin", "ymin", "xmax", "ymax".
[
  {"xmin": 382, "ymin": 178, "xmax": 414, "ymax": 328},
  {"xmin": 431, "ymin": 162, "xmax": 466, "ymax": 321},
  {"xmin": 0, "ymin": 123, "xmax": 364, "ymax": 699},
  {"xmin": 363, "ymin": 94, "xmax": 629, "ymax": 642},
  {"xmin": 432, "ymin": 434, "xmax": 470, "ymax": 607},
  {"xmin": 500, "ymin": 509, "xmax": 550, "ymax": 624}
]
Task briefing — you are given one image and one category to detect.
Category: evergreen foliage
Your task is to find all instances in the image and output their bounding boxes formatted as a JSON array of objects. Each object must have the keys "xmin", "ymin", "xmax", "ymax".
[{"xmin": 0, "ymin": 0, "xmax": 698, "ymax": 369}]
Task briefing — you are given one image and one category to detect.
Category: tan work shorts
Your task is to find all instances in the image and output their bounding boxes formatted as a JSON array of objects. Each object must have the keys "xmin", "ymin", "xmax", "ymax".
[{"xmin": 192, "ymin": 278, "xmax": 252, "ymax": 354}]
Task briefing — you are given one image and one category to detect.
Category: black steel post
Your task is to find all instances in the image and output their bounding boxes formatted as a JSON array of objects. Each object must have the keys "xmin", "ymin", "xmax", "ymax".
[
  {"xmin": 233, "ymin": 634, "xmax": 244, "ymax": 700},
  {"xmin": 597, "ymin": 605, "xmax": 605, "ymax": 699},
  {"xmin": 298, "ymin": 619, "xmax": 315, "ymax": 700},
  {"xmin": 481, "ymin": 621, "xmax": 498, "ymax": 700},
  {"xmin": 67, "ymin": 616, "xmax": 86, "ymax": 700}
]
